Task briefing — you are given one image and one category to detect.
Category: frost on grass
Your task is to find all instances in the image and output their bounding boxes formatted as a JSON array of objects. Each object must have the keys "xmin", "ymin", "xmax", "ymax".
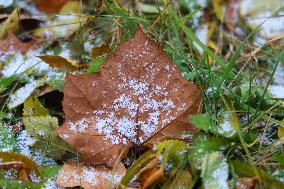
[
  {"xmin": 201, "ymin": 152, "xmax": 229, "ymax": 189},
  {"xmin": 1, "ymin": 45, "xmax": 71, "ymax": 109},
  {"xmin": 16, "ymin": 130, "xmax": 56, "ymax": 166},
  {"xmin": 0, "ymin": 124, "xmax": 17, "ymax": 152}
]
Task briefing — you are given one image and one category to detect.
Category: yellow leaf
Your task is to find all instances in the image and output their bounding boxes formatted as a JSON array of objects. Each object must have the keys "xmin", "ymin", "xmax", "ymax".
[
  {"xmin": 38, "ymin": 55, "xmax": 88, "ymax": 70},
  {"xmin": 212, "ymin": 0, "xmax": 225, "ymax": 20},
  {"xmin": 91, "ymin": 45, "xmax": 112, "ymax": 58},
  {"xmin": 278, "ymin": 126, "xmax": 284, "ymax": 139},
  {"xmin": 23, "ymin": 96, "xmax": 49, "ymax": 117},
  {"xmin": 0, "ymin": 8, "xmax": 20, "ymax": 39},
  {"xmin": 60, "ymin": 0, "xmax": 81, "ymax": 14}
]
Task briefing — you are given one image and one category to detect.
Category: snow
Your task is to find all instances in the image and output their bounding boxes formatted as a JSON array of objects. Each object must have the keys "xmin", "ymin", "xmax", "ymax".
[
  {"xmin": 0, "ymin": 0, "xmax": 13, "ymax": 8},
  {"xmin": 7, "ymin": 79, "xmax": 43, "ymax": 109},
  {"xmin": 240, "ymin": 0, "xmax": 284, "ymax": 39},
  {"xmin": 67, "ymin": 80, "xmax": 176, "ymax": 144},
  {"xmin": 194, "ymin": 25, "xmax": 208, "ymax": 53},
  {"xmin": 218, "ymin": 113, "xmax": 236, "ymax": 137},
  {"xmin": 268, "ymin": 85, "xmax": 284, "ymax": 98},
  {"xmin": 16, "ymin": 130, "xmax": 56, "ymax": 166},
  {"xmin": 42, "ymin": 177, "xmax": 64, "ymax": 189},
  {"xmin": 16, "ymin": 130, "xmax": 37, "ymax": 157}
]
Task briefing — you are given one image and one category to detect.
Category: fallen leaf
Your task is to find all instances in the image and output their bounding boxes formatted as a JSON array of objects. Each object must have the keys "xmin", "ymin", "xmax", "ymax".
[
  {"xmin": 38, "ymin": 55, "xmax": 88, "ymax": 70},
  {"xmin": 7, "ymin": 79, "xmax": 45, "ymax": 110},
  {"xmin": 91, "ymin": 45, "xmax": 112, "ymax": 58},
  {"xmin": 139, "ymin": 158, "xmax": 163, "ymax": 189},
  {"xmin": 0, "ymin": 152, "xmax": 40, "ymax": 181},
  {"xmin": 0, "ymin": 32, "xmax": 39, "ymax": 53},
  {"xmin": 23, "ymin": 96, "xmax": 49, "ymax": 117},
  {"xmin": 201, "ymin": 152, "xmax": 229, "ymax": 189},
  {"xmin": 34, "ymin": 1, "xmax": 85, "ymax": 40},
  {"xmin": 56, "ymin": 161, "xmax": 126, "ymax": 189},
  {"xmin": 278, "ymin": 126, "xmax": 284, "ymax": 139},
  {"xmin": 23, "ymin": 116, "xmax": 76, "ymax": 159},
  {"xmin": 33, "ymin": 0, "xmax": 69, "ymax": 13},
  {"xmin": 56, "ymin": 28, "xmax": 202, "ymax": 166},
  {"xmin": 0, "ymin": 9, "xmax": 20, "ymax": 39},
  {"xmin": 233, "ymin": 177, "xmax": 259, "ymax": 189}
]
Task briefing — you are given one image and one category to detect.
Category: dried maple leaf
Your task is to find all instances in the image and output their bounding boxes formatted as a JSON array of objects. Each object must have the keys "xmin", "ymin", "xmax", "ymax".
[
  {"xmin": 56, "ymin": 161, "xmax": 126, "ymax": 189},
  {"xmin": 56, "ymin": 28, "xmax": 202, "ymax": 165},
  {"xmin": 0, "ymin": 32, "xmax": 39, "ymax": 53}
]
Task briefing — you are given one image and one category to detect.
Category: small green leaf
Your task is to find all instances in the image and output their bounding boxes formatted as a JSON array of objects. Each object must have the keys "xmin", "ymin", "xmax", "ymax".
[
  {"xmin": 23, "ymin": 96, "xmax": 49, "ymax": 117},
  {"xmin": 47, "ymin": 74, "xmax": 65, "ymax": 92},
  {"xmin": 86, "ymin": 56, "xmax": 107, "ymax": 74},
  {"xmin": 0, "ymin": 75, "xmax": 16, "ymax": 92},
  {"xmin": 23, "ymin": 116, "xmax": 76, "ymax": 159},
  {"xmin": 155, "ymin": 140, "xmax": 189, "ymax": 170},
  {"xmin": 201, "ymin": 152, "xmax": 229, "ymax": 189},
  {"xmin": 274, "ymin": 154, "xmax": 284, "ymax": 168},
  {"xmin": 189, "ymin": 136, "xmax": 230, "ymax": 170},
  {"xmin": 0, "ymin": 112, "xmax": 9, "ymax": 119},
  {"xmin": 189, "ymin": 114, "xmax": 215, "ymax": 132}
]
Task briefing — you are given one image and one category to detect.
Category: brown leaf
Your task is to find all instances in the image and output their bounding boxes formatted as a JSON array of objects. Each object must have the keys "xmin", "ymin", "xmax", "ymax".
[
  {"xmin": 32, "ymin": 0, "xmax": 69, "ymax": 13},
  {"xmin": 0, "ymin": 152, "xmax": 40, "ymax": 181},
  {"xmin": 233, "ymin": 177, "xmax": 260, "ymax": 189},
  {"xmin": 0, "ymin": 32, "xmax": 39, "ymax": 53},
  {"xmin": 38, "ymin": 55, "xmax": 88, "ymax": 70},
  {"xmin": 56, "ymin": 28, "xmax": 202, "ymax": 166},
  {"xmin": 56, "ymin": 161, "xmax": 126, "ymax": 189},
  {"xmin": 91, "ymin": 45, "xmax": 112, "ymax": 58}
]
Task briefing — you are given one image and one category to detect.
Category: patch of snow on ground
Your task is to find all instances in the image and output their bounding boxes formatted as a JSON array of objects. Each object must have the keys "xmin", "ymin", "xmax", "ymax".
[
  {"xmin": 268, "ymin": 85, "xmax": 284, "ymax": 98},
  {"xmin": 16, "ymin": 130, "xmax": 56, "ymax": 166},
  {"xmin": 42, "ymin": 177, "xmax": 64, "ymax": 189},
  {"xmin": 194, "ymin": 25, "xmax": 208, "ymax": 53},
  {"xmin": 0, "ymin": 0, "xmax": 13, "ymax": 8}
]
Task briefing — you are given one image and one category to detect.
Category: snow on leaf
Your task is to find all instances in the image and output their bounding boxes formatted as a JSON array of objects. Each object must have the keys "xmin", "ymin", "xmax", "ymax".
[
  {"xmin": 23, "ymin": 116, "xmax": 76, "ymax": 160},
  {"xmin": 201, "ymin": 152, "xmax": 229, "ymax": 189},
  {"xmin": 23, "ymin": 96, "xmax": 49, "ymax": 117},
  {"xmin": 7, "ymin": 79, "xmax": 45, "ymax": 109},
  {"xmin": 56, "ymin": 28, "xmax": 202, "ymax": 166},
  {"xmin": 0, "ymin": 124, "xmax": 18, "ymax": 152},
  {"xmin": 0, "ymin": 152, "xmax": 40, "ymax": 182},
  {"xmin": 56, "ymin": 161, "xmax": 126, "ymax": 189}
]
